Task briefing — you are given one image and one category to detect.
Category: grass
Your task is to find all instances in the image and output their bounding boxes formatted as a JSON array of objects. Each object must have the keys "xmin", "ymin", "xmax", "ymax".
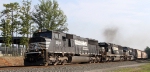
[{"xmin": 113, "ymin": 63, "xmax": 150, "ymax": 72}]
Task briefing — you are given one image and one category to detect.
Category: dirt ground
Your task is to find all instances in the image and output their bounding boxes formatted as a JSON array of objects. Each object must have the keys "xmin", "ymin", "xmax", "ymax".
[{"xmin": 0, "ymin": 56, "xmax": 24, "ymax": 67}]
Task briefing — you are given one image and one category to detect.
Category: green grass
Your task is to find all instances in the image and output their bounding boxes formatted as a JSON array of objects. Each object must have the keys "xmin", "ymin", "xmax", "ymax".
[{"xmin": 113, "ymin": 63, "xmax": 150, "ymax": 72}]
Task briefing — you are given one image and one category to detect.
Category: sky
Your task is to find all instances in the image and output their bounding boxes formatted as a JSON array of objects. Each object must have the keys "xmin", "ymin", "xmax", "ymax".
[{"xmin": 0, "ymin": 0, "xmax": 150, "ymax": 50}]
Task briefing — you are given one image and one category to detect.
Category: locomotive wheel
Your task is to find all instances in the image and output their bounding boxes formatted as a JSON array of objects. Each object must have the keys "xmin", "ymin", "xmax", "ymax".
[
  {"xmin": 93, "ymin": 59, "xmax": 96, "ymax": 63},
  {"xmin": 96, "ymin": 57, "xmax": 101, "ymax": 63},
  {"xmin": 91, "ymin": 60, "xmax": 94, "ymax": 63},
  {"xmin": 108, "ymin": 57, "xmax": 111, "ymax": 62},
  {"xmin": 53, "ymin": 56, "xmax": 60, "ymax": 66},
  {"xmin": 44, "ymin": 62, "xmax": 49, "ymax": 66},
  {"xmin": 61, "ymin": 59, "xmax": 67, "ymax": 65},
  {"xmin": 128, "ymin": 57, "xmax": 131, "ymax": 61},
  {"xmin": 120, "ymin": 57, "xmax": 123, "ymax": 61},
  {"xmin": 122, "ymin": 57, "xmax": 124, "ymax": 61},
  {"xmin": 54, "ymin": 61, "xmax": 60, "ymax": 66},
  {"xmin": 119, "ymin": 57, "xmax": 122, "ymax": 61},
  {"xmin": 100, "ymin": 57, "xmax": 103, "ymax": 62},
  {"xmin": 125, "ymin": 57, "xmax": 127, "ymax": 61},
  {"xmin": 49, "ymin": 60, "xmax": 53, "ymax": 65},
  {"xmin": 103, "ymin": 57, "xmax": 108, "ymax": 62},
  {"xmin": 89, "ymin": 59, "xmax": 94, "ymax": 63},
  {"xmin": 89, "ymin": 58, "xmax": 93, "ymax": 63},
  {"xmin": 89, "ymin": 61, "xmax": 92, "ymax": 63},
  {"xmin": 95, "ymin": 59, "xmax": 99, "ymax": 63},
  {"xmin": 106, "ymin": 57, "xmax": 109, "ymax": 62},
  {"xmin": 111, "ymin": 57, "xmax": 114, "ymax": 62}
]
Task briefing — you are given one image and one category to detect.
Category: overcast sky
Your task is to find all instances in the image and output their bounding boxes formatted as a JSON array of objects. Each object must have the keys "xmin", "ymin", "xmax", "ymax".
[{"xmin": 1, "ymin": 0, "xmax": 150, "ymax": 50}]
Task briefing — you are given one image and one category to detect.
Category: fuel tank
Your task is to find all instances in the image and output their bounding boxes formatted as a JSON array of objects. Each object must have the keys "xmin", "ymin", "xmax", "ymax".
[{"xmin": 71, "ymin": 56, "xmax": 90, "ymax": 63}]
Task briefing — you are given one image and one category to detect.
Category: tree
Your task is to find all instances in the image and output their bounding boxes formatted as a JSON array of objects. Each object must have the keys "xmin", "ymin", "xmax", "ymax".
[
  {"xmin": 1, "ymin": 2, "xmax": 20, "ymax": 45},
  {"xmin": 0, "ymin": 2, "xmax": 20, "ymax": 55},
  {"xmin": 144, "ymin": 46, "xmax": 150, "ymax": 59},
  {"xmin": 19, "ymin": 0, "xmax": 33, "ymax": 49},
  {"xmin": 0, "ymin": 19, "xmax": 12, "ymax": 47},
  {"xmin": 0, "ymin": 18, "xmax": 12, "ymax": 55},
  {"xmin": 32, "ymin": 0, "xmax": 68, "ymax": 32}
]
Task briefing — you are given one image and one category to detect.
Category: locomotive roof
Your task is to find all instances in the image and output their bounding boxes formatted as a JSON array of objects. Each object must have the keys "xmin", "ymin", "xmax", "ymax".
[
  {"xmin": 86, "ymin": 38, "xmax": 98, "ymax": 41},
  {"xmin": 99, "ymin": 42, "xmax": 116, "ymax": 45}
]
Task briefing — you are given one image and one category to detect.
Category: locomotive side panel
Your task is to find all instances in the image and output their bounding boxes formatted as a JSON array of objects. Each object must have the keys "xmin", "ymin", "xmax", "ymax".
[
  {"xmin": 87, "ymin": 38, "xmax": 99, "ymax": 55},
  {"xmin": 73, "ymin": 35, "xmax": 88, "ymax": 55},
  {"xmin": 118, "ymin": 45, "xmax": 123, "ymax": 57}
]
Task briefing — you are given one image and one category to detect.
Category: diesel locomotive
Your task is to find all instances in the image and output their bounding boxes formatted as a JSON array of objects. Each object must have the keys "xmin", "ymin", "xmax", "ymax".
[{"xmin": 24, "ymin": 29, "xmax": 148, "ymax": 66}]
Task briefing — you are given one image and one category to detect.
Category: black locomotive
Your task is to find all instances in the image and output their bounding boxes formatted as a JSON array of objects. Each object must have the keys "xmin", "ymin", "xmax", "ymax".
[{"xmin": 24, "ymin": 29, "xmax": 148, "ymax": 66}]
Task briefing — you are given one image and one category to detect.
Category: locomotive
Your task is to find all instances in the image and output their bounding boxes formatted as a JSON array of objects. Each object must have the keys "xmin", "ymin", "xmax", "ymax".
[{"xmin": 24, "ymin": 29, "xmax": 148, "ymax": 66}]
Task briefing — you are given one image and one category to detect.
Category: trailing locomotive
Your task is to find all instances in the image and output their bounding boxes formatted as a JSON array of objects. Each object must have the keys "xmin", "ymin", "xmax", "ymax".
[
  {"xmin": 98, "ymin": 42, "xmax": 125, "ymax": 62},
  {"xmin": 24, "ymin": 29, "xmax": 148, "ymax": 66},
  {"xmin": 122, "ymin": 47, "xmax": 134, "ymax": 61}
]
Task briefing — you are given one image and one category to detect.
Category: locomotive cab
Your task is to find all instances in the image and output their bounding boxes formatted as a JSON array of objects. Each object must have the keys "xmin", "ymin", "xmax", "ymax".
[
  {"xmin": 122, "ymin": 47, "xmax": 134, "ymax": 60},
  {"xmin": 24, "ymin": 30, "xmax": 53, "ymax": 66},
  {"xmin": 98, "ymin": 42, "xmax": 125, "ymax": 62},
  {"xmin": 98, "ymin": 42, "xmax": 115, "ymax": 62}
]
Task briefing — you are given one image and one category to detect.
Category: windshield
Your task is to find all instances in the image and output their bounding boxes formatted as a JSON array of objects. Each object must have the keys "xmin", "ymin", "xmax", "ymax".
[
  {"xmin": 123, "ymin": 47, "xmax": 128, "ymax": 52},
  {"xmin": 99, "ymin": 43, "xmax": 107, "ymax": 47},
  {"xmin": 33, "ymin": 32, "xmax": 52, "ymax": 38}
]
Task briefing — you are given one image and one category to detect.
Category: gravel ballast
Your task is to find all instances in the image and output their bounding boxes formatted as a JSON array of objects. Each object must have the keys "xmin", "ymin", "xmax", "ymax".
[{"xmin": 0, "ymin": 60, "xmax": 149, "ymax": 72}]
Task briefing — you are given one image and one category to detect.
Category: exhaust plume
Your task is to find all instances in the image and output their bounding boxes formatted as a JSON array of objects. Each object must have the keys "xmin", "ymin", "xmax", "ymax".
[
  {"xmin": 103, "ymin": 26, "xmax": 120, "ymax": 43},
  {"xmin": 102, "ymin": 25, "xmax": 149, "ymax": 50}
]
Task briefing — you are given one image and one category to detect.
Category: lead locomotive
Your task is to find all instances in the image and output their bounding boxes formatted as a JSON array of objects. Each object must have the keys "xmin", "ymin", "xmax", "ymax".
[{"xmin": 24, "ymin": 29, "xmax": 148, "ymax": 66}]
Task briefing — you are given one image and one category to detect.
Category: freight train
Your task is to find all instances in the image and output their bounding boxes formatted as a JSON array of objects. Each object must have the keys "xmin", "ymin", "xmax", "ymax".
[{"xmin": 24, "ymin": 29, "xmax": 148, "ymax": 66}]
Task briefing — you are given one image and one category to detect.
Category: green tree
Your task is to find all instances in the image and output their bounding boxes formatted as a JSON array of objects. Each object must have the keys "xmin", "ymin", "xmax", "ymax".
[
  {"xmin": 32, "ymin": 0, "xmax": 68, "ymax": 32},
  {"xmin": 0, "ymin": 18, "xmax": 12, "ymax": 55},
  {"xmin": 19, "ymin": 0, "xmax": 33, "ymax": 49},
  {"xmin": 0, "ymin": 19, "xmax": 12, "ymax": 47},
  {"xmin": 2, "ymin": 2, "xmax": 20, "ymax": 45},
  {"xmin": 144, "ymin": 46, "xmax": 150, "ymax": 59},
  {"xmin": 0, "ymin": 2, "xmax": 20, "ymax": 56}
]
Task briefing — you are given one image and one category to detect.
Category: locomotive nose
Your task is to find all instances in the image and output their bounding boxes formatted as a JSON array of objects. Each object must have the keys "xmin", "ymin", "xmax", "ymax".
[{"xmin": 29, "ymin": 37, "xmax": 51, "ymax": 50}]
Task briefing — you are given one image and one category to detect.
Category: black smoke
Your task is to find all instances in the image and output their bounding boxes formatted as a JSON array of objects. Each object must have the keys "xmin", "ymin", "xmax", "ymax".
[{"xmin": 103, "ymin": 26, "xmax": 120, "ymax": 43}]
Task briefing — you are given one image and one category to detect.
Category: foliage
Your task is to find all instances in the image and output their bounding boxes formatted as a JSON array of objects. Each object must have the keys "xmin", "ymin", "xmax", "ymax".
[
  {"xmin": 19, "ymin": 0, "xmax": 33, "ymax": 48},
  {"xmin": 3, "ymin": 2, "xmax": 20, "ymax": 37},
  {"xmin": 0, "ymin": 2, "xmax": 20, "ymax": 48},
  {"xmin": 0, "ymin": 0, "xmax": 68, "ymax": 51},
  {"xmin": 32, "ymin": 0, "xmax": 68, "ymax": 32},
  {"xmin": 0, "ymin": 19, "xmax": 12, "ymax": 47},
  {"xmin": 144, "ymin": 46, "xmax": 150, "ymax": 59}
]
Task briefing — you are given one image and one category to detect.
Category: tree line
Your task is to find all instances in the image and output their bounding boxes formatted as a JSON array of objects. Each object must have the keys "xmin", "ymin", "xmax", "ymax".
[
  {"xmin": 144, "ymin": 46, "xmax": 150, "ymax": 59},
  {"xmin": 0, "ymin": 0, "xmax": 68, "ymax": 49}
]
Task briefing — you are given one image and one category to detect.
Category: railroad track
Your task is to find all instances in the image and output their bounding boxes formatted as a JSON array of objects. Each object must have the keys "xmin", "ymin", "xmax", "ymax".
[{"xmin": 0, "ymin": 60, "xmax": 149, "ymax": 72}]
